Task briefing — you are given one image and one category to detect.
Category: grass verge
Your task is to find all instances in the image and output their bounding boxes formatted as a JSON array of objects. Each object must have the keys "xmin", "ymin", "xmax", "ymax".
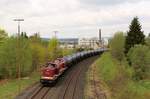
[
  {"xmin": 0, "ymin": 72, "xmax": 40, "ymax": 99},
  {"xmin": 84, "ymin": 54, "xmax": 111, "ymax": 99}
]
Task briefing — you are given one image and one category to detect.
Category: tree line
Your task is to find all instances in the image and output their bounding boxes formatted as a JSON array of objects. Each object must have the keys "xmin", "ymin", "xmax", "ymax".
[
  {"xmin": 0, "ymin": 31, "xmax": 74, "ymax": 79},
  {"xmin": 109, "ymin": 17, "xmax": 150, "ymax": 81}
]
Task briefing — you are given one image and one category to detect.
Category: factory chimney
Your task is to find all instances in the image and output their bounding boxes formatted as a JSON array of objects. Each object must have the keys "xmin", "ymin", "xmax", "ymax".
[{"xmin": 99, "ymin": 29, "xmax": 101, "ymax": 43}]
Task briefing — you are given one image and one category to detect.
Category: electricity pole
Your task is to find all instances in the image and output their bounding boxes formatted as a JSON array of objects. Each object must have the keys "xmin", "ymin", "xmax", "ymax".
[
  {"xmin": 14, "ymin": 19, "xmax": 24, "ymax": 35},
  {"xmin": 13, "ymin": 18, "xmax": 24, "ymax": 94},
  {"xmin": 53, "ymin": 31, "xmax": 58, "ymax": 38}
]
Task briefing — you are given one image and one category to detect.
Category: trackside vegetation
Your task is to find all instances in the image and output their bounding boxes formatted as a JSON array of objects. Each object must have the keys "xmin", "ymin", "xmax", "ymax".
[
  {"xmin": 86, "ymin": 17, "xmax": 150, "ymax": 99},
  {"xmin": 0, "ymin": 30, "xmax": 75, "ymax": 98},
  {"xmin": 0, "ymin": 32, "xmax": 75, "ymax": 79},
  {"xmin": 94, "ymin": 52, "xmax": 150, "ymax": 99}
]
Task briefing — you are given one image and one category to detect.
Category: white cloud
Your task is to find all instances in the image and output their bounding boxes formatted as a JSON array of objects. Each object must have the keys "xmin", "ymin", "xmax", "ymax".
[
  {"xmin": 80, "ymin": 0, "xmax": 148, "ymax": 6},
  {"xmin": 0, "ymin": 0, "xmax": 150, "ymax": 38}
]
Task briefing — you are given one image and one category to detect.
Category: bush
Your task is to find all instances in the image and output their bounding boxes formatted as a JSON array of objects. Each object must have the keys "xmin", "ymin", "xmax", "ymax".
[
  {"xmin": 109, "ymin": 32, "xmax": 125, "ymax": 62},
  {"xmin": 95, "ymin": 52, "xmax": 150, "ymax": 99},
  {"xmin": 127, "ymin": 45, "xmax": 150, "ymax": 80}
]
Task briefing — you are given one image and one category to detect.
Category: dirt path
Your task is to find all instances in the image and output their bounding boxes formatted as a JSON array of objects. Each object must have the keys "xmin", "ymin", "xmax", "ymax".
[
  {"xmin": 84, "ymin": 60, "xmax": 109, "ymax": 99},
  {"xmin": 16, "ymin": 55, "xmax": 99, "ymax": 99}
]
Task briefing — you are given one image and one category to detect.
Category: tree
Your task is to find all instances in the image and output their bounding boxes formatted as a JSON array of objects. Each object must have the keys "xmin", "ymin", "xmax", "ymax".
[
  {"xmin": 21, "ymin": 32, "xmax": 28, "ymax": 39},
  {"xmin": 0, "ymin": 28, "xmax": 7, "ymax": 44},
  {"xmin": 0, "ymin": 36, "xmax": 32, "ymax": 78},
  {"xmin": 127, "ymin": 45, "xmax": 150, "ymax": 80},
  {"xmin": 48, "ymin": 37, "xmax": 62, "ymax": 60},
  {"xmin": 29, "ymin": 33, "xmax": 41, "ymax": 43},
  {"xmin": 146, "ymin": 36, "xmax": 150, "ymax": 48},
  {"xmin": 29, "ymin": 33, "xmax": 47, "ymax": 71},
  {"xmin": 125, "ymin": 17, "xmax": 145, "ymax": 54},
  {"xmin": 109, "ymin": 32, "xmax": 125, "ymax": 62},
  {"xmin": 30, "ymin": 43, "xmax": 47, "ymax": 71},
  {"xmin": 16, "ymin": 35, "xmax": 32, "ymax": 77}
]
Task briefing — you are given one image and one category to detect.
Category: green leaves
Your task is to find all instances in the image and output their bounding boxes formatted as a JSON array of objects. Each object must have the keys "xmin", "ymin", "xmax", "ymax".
[
  {"xmin": 48, "ymin": 37, "xmax": 62, "ymax": 60},
  {"xmin": 145, "ymin": 36, "xmax": 150, "ymax": 48},
  {"xmin": 30, "ymin": 43, "xmax": 47, "ymax": 71},
  {"xmin": 127, "ymin": 45, "xmax": 150, "ymax": 80},
  {"xmin": 0, "ymin": 28, "xmax": 8, "ymax": 45},
  {"xmin": 0, "ymin": 36, "xmax": 32, "ymax": 78},
  {"xmin": 109, "ymin": 31, "xmax": 125, "ymax": 62}
]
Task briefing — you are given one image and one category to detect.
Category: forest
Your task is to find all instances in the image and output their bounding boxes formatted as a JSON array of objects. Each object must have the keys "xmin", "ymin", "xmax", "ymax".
[{"xmin": 0, "ymin": 31, "xmax": 74, "ymax": 79}]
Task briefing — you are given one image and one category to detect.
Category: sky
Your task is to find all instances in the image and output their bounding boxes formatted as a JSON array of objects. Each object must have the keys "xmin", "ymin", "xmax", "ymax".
[{"xmin": 0, "ymin": 0, "xmax": 150, "ymax": 38}]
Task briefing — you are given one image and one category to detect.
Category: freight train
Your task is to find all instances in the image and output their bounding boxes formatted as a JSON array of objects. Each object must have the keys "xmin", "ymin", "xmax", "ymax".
[{"xmin": 40, "ymin": 48, "xmax": 106, "ymax": 85}]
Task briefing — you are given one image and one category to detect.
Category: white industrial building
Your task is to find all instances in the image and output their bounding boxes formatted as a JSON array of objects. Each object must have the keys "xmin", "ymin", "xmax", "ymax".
[
  {"xmin": 78, "ymin": 37, "xmax": 100, "ymax": 49},
  {"xmin": 43, "ymin": 29, "xmax": 108, "ymax": 49}
]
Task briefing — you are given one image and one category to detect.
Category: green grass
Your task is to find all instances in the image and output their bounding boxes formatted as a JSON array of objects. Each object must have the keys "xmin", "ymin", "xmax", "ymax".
[
  {"xmin": 95, "ymin": 52, "xmax": 150, "ymax": 99},
  {"xmin": 96, "ymin": 53, "xmax": 119, "ymax": 82},
  {"xmin": 0, "ymin": 72, "xmax": 40, "ymax": 99}
]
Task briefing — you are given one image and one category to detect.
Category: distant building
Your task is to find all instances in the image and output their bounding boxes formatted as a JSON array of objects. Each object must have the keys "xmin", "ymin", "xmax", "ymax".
[
  {"xmin": 42, "ymin": 38, "xmax": 78, "ymax": 49},
  {"xmin": 59, "ymin": 38, "xmax": 78, "ymax": 49},
  {"xmin": 42, "ymin": 36, "xmax": 109, "ymax": 49},
  {"xmin": 78, "ymin": 37, "xmax": 100, "ymax": 49}
]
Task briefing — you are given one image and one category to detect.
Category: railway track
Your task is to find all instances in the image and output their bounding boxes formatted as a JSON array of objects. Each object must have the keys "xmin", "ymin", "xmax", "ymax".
[
  {"xmin": 57, "ymin": 56, "xmax": 98, "ymax": 99},
  {"xmin": 16, "ymin": 56, "xmax": 99, "ymax": 99},
  {"xmin": 60, "ymin": 58, "xmax": 84, "ymax": 99},
  {"xmin": 28, "ymin": 87, "xmax": 49, "ymax": 99},
  {"xmin": 30, "ymin": 87, "xmax": 50, "ymax": 99}
]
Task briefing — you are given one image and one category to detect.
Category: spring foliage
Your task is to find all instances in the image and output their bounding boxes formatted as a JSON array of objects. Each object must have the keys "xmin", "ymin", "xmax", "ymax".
[
  {"xmin": 29, "ymin": 33, "xmax": 47, "ymax": 71},
  {"xmin": 109, "ymin": 32, "xmax": 125, "ymax": 62},
  {"xmin": 0, "ymin": 32, "xmax": 48, "ymax": 79},
  {"xmin": 127, "ymin": 45, "xmax": 150, "ymax": 80},
  {"xmin": 48, "ymin": 37, "xmax": 62, "ymax": 60},
  {"xmin": 108, "ymin": 17, "xmax": 149, "ymax": 81},
  {"xmin": 95, "ymin": 52, "xmax": 150, "ymax": 99},
  {"xmin": 0, "ymin": 31, "xmax": 74, "ymax": 79},
  {"xmin": 145, "ymin": 36, "xmax": 150, "ymax": 48},
  {"xmin": 0, "ymin": 29, "xmax": 7, "ymax": 44},
  {"xmin": 0, "ymin": 35, "xmax": 32, "ymax": 78}
]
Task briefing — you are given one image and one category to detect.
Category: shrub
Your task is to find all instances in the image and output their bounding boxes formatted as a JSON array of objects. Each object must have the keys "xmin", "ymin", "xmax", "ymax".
[{"xmin": 127, "ymin": 45, "xmax": 150, "ymax": 80}]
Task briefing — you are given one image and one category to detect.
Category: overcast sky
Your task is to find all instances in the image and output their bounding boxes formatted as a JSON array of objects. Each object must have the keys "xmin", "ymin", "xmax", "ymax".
[{"xmin": 0, "ymin": 0, "xmax": 149, "ymax": 38}]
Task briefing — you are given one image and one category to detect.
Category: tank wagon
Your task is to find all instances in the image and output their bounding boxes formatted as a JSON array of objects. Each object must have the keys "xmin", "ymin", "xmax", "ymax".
[{"xmin": 40, "ymin": 48, "xmax": 106, "ymax": 85}]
